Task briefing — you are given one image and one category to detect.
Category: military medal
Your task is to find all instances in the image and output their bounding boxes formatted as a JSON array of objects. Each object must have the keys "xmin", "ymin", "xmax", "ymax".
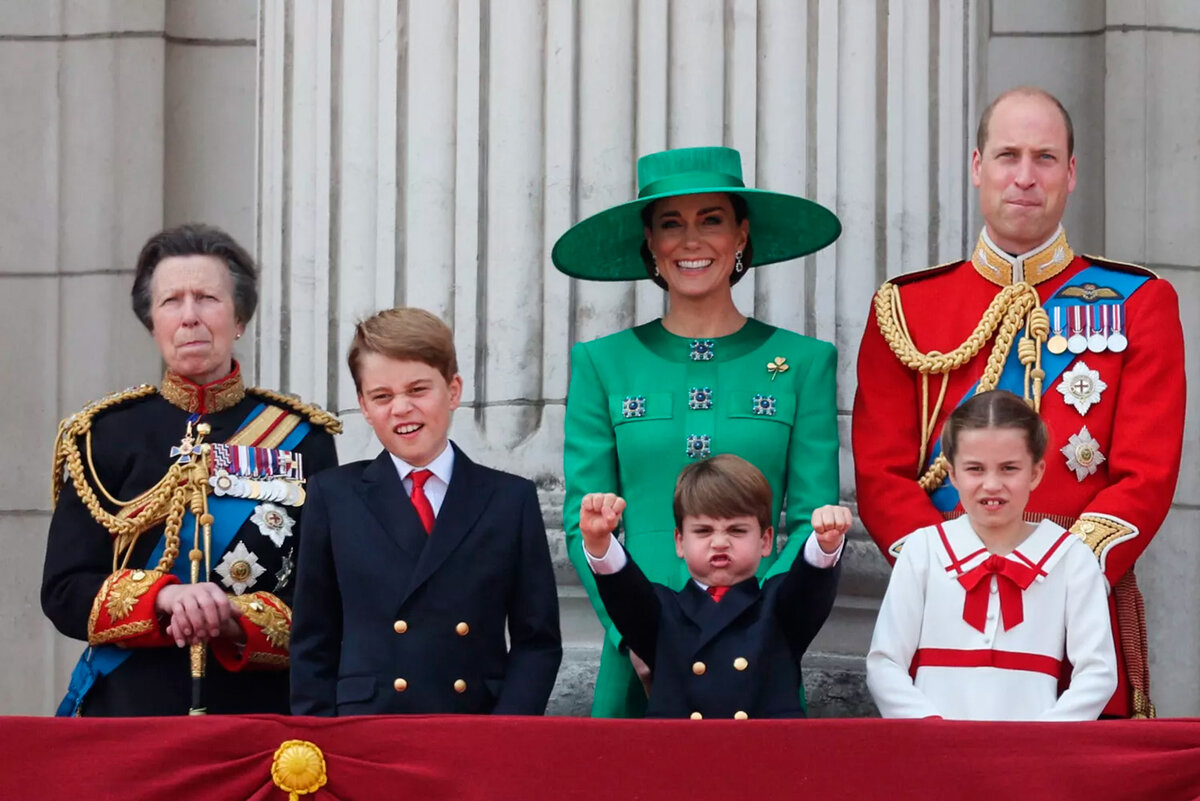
[
  {"xmin": 1066, "ymin": 306, "xmax": 1087, "ymax": 354},
  {"xmin": 208, "ymin": 443, "xmax": 306, "ymax": 507},
  {"xmin": 1057, "ymin": 362, "xmax": 1107, "ymax": 415},
  {"xmin": 215, "ymin": 542, "xmax": 266, "ymax": 594},
  {"xmin": 274, "ymin": 547, "xmax": 295, "ymax": 592},
  {"xmin": 1086, "ymin": 306, "xmax": 1108, "ymax": 353},
  {"xmin": 1061, "ymin": 426, "xmax": 1106, "ymax": 481},
  {"xmin": 170, "ymin": 418, "xmax": 203, "ymax": 463},
  {"xmin": 1107, "ymin": 304, "xmax": 1128, "ymax": 353},
  {"xmin": 1046, "ymin": 306, "xmax": 1068, "ymax": 355},
  {"xmin": 251, "ymin": 502, "xmax": 296, "ymax": 547}
]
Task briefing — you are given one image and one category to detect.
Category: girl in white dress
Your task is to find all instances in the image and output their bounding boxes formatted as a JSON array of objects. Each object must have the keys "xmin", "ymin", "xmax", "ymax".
[{"xmin": 866, "ymin": 390, "xmax": 1117, "ymax": 720}]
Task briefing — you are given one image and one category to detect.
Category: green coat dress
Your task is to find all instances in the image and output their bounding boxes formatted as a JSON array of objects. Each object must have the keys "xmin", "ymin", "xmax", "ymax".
[{"xmin": 563, "ymin": 317, "xmax": 840, "ymax": 717}]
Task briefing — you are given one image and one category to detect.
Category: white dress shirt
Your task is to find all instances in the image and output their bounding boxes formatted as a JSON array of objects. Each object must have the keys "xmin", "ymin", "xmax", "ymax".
[{"xmin": 388, "ymin": 441, "xmax": 455, "ymax": 517}]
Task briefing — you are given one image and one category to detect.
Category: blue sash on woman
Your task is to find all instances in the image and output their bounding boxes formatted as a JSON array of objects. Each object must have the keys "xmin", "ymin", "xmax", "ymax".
[{"xmin": 56, "ymin": 405, "xmax": 310, "ymax": 716}]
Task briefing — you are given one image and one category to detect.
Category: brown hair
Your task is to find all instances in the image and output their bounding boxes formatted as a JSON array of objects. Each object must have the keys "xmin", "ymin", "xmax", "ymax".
[
  {"xmin": 639, "ymin": 193, "xmax": 755, "ymax": 290},
  {"xmin": 673, "ymin": 454, "xmax": 773, "ymax": 531},
  {"xmin": 131, "ymin": 224, "xmax": 258, "ymax": 330},
  {"xmin": 941, "ymin": 390, "xmax": 1048, "ymax": 464},
  {"xmin": 976, "ymin": 86, "xmax": 1075, "ymax": 158},
  {"xmin": 347, "ymin": 307, "xmax": 458, "ymax": 392}
]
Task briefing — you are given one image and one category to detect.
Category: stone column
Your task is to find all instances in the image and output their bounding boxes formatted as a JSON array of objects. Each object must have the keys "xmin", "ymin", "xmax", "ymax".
[
  {"xmin": 981, "ymin": 0, "xmax": 1200, "ymax": 715},
  {"xmin": 257, "ymin": 0, "xmax": 977, "ymax": 715},
  {"xmin": 0, "ymin": 0, "xmax": 258, "ymax": 715}
]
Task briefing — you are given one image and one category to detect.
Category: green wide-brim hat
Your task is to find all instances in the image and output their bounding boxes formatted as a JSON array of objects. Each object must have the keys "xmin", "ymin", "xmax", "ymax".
[{"xmin": 551, "ymin": 146, "xmax": 841, "ymax": 281}]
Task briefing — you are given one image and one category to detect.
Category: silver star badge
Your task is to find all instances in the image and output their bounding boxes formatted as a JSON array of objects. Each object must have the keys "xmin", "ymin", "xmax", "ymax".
[
  {"xmin": 1061, "ymin": 426, "xmax": 1106, "ymax": 481},
  {"xmin": 1057, "ymin": 361, "xmax": 1107, "ymax": 416},
  {"xmin": 215, "ymin": 542, "xmax": 266, "ymax": 594},
  {"xmin": 250, "ymin": 502, "xmax": 295, "ymax": 548}
]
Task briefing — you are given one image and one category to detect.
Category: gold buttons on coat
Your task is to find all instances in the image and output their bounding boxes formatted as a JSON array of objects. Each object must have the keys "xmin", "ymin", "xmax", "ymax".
[
  {"xmin": 733, "ymin": 657, "xmax": 748, "ymax": 671},
  {"xmin": 690, "ymin": 712, "xmax": 703, "ymax": 720},
  {"xmin": 454, "ymin": 679, "xmax": 467, "ymax": 693},
  {"xmin": 456, "ymin": 622, "xmax": 470, "ymax": 636},
  {"xmin": 692, "ymin": 661, "xmax": 706, "ymax": 676},
  {"xmin": 393, "ymin": 620, "xmax": 408, "ymax": 634},
  {"xmin": 733, "ymin": 711, "xmax": 749, "ymax": 720},
  {"xmin": 393, "ymin": 678, "xmax": 408, "ymax": 692}
]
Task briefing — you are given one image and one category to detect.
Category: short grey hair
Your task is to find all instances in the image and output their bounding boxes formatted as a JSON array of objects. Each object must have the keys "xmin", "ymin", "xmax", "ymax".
[{"xmin": 131, "ymin": 224, "xmax": 258, "ymax": 330}]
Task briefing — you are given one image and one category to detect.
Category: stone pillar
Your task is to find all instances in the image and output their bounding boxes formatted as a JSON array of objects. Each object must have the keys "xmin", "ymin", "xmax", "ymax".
[
  {"xmin": 0, "ymin": 0, "xmax": 258, "ymax": 715},
  {"xmin": 980, "ymin": 0, "xmax": 1200, "ymax": 718},
  {"xmin": 257, "ymin": 0, "xmax": 977, "ymax": 715}
]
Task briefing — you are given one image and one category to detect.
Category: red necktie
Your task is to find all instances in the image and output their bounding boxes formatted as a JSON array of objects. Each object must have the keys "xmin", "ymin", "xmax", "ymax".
[
  {"xmin": 707, "ymin": 586, "xmax": 729, "ymax": 603},
  {"xmin": 409, "ymin": 469, "xmax": 436, "ymax": 534},
  {"xmin": 957, "ymin": 554, "xmax": 1038, "ymax": 633}
]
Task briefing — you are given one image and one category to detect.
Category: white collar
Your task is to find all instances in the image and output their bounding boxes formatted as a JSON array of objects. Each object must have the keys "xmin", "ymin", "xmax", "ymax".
[
  {"xmin": 388, "ymin": 440, "xmax": 455, "ymax": 486},
  {"xmin": 935, "ymin": 516, "xmax": 1073, "ymax": 577}
]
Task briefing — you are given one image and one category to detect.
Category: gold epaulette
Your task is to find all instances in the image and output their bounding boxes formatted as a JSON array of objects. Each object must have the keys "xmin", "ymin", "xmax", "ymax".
[
  {"xmin": 52, "ymin": 385, "xmax": 158, "ymax": 506},
  {"xmin": 1081, "ymin": 254, "xmax": 1160, "ymax": 279},
  {"xmin": 883, "ymin": 260, "xmax": 962, "ymax": 288},
  {"xmin": 246, "ymin": 387, "xmax": 343, "ymax": 435}
]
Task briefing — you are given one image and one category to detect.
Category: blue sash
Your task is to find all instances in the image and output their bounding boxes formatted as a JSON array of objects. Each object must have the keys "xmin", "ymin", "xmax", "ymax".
[
  {"xmin": 926, "ymin": 264, "xmax": 1150, "ymax": 512},
  {"xmin": 56, "ymin": 405, "xmax": 311, "ymax": 716}
]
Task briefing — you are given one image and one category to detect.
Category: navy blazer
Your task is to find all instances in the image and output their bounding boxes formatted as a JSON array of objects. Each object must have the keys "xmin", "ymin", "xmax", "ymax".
[
  {"xmin": 594, "ymin": 546, "xmax": 839, "ymax": 719},
  {"xmin": 290, "ymin": 443, "xmax": 562, "ymax": 716}
]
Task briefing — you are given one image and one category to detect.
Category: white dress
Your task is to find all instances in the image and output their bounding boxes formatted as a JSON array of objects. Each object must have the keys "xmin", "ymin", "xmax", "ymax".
[{"xmin": 867, "ymin": 516, "xmax": 1117, "ymax": 721}]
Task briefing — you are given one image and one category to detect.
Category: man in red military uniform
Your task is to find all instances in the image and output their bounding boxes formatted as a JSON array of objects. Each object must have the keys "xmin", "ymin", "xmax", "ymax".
[{"xmin": 852, "ymin": 86, "xmax": 1186, "ymax": 718}]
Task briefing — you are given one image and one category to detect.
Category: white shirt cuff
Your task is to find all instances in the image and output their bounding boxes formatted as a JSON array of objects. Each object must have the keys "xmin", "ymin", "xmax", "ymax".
[
  {"xmin": 584, "ymin": 537, "xmax": 628, "ymax": 575},
  {"xmin": 804, "ymin": 533, "xmax": 843, "ymax": 569}
]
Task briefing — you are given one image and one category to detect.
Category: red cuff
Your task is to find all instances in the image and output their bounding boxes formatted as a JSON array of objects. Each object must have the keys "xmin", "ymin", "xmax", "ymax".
[
  {"xmin": 211, "ymin": 592, "xmax": 291, "ymax": 672},
  {"xmin": 87, "ymin": 569, "xmax": 179, "ymax": 648}
]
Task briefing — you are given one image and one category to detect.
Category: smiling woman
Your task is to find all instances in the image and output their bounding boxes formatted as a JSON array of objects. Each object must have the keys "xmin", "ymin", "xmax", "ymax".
[
  {"xmin": 42, "ymin": 224, "xmax": 340, "ymax": 717},
  {"xmin": 553, "ymin": 147, "xmax": 844, "ymax": 718}
]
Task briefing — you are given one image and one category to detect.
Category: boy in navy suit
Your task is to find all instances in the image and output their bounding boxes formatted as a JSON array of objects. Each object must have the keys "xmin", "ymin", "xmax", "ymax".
[
  {"xmin": 291, "ymin": 308, "xmax": 561, "ymax": 715},
  {"xmin": 579, "ymin": 454, "xmax": 849, "ymax": 719}
]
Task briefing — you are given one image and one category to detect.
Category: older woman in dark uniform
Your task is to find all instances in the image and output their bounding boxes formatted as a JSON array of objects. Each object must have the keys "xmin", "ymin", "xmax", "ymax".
[{"xmin": 42, "ymin": 224, "xmax": 340, "ymax": 716}]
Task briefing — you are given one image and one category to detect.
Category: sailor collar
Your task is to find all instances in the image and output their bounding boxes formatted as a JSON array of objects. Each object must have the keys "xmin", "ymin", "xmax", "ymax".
[
  {"xmin": 160, "ymin": 362, "xmax": 246, "ymax": 414},
  {"xmin": 934, "ymin": 516, "xmax": 1075, "ymax": 580},
  {"xmin": 971, "ymin": 226, "xmax": 1074, "ymax": 287}
]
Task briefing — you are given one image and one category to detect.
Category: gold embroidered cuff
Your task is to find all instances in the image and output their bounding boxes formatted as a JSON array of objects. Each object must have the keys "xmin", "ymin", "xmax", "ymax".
[
  {"xmin": 87, "ymin": 568, "xmax": 176, "ymax": 647},
  {"xmin": 213, "ymin": 591, "xmax": 293, "ymax": 672},
  {"xmin": 1070, "ymin": 513, "xmax": 1138, "ymax": 570}
]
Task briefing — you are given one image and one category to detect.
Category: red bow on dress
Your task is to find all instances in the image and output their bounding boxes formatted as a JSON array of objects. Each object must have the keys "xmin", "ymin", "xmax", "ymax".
[{"xmin": 956, "ymin": 554, "xmax": 1038, "ymax": 633}]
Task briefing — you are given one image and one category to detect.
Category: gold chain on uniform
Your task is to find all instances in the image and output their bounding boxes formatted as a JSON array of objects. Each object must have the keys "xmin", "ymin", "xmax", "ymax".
[
  {"xmin": 52, "ymin": 386, "xmax": 212, "ymax": 575},
  {"xmin": 873, "ymin": 280, "xmax": 1049, "ymax": 492},
  {"xmin": 52, "ymin": 384, "xmax": 341, "ymax": 575}
]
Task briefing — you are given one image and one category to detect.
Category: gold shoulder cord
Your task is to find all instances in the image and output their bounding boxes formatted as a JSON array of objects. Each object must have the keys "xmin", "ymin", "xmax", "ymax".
[
  {"xmin": 54, "ymin": 386, "xmax": 339, "ymax": 574},
  {"xmin": 873, "ymin": 281, "xmax": 1049, "ymax": 492},
  {"xmin": 246, "ymin": 387, "xmax": 344, "ymax": 435},
  {"xmin": 52, "ymin": 386, "xmax": 207, "ymax": 575}
]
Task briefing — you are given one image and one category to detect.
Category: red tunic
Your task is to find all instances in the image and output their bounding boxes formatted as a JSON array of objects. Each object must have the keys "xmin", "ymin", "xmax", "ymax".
[{"xmin": 852, "ymin": 231, "xmax": 1186, "ymax": 717}]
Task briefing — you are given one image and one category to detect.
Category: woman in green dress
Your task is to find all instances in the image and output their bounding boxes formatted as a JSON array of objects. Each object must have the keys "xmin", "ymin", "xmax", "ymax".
[{"xmin": 553, "ymin": 146, "xmax": 843, "ymax": 717}]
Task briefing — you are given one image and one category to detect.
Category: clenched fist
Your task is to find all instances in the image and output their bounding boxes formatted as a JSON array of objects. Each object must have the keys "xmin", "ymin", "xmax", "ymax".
[
  {"xmin": 810, "ymin": 504, "xmax": 852, "ymax": 555},
  {"xmin": 579, "ymin": 492, "xmax": 627, "ymax": 557}
]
